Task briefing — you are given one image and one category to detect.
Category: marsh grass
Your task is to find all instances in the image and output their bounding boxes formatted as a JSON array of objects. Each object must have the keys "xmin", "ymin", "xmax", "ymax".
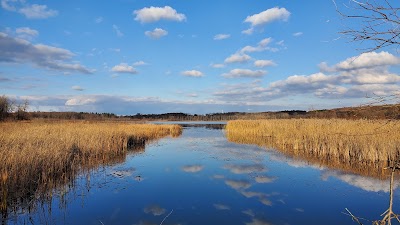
[
  {"xmin": 0, "ymin": 121, "xmax": 182, "ymax": 217},
  {"xmin": 226, "ymin": 119, "xmax": 400, "ymax": 177}
]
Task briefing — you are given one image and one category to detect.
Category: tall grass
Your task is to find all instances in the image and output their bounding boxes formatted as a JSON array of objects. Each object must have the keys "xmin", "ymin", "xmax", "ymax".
[
  {"xmin": 226, "ymin": 119, "xmax": 400, "ymax": 177},
  {"xmin": 0, "ymin": 121, "xmax": 182, "ymax": 216}
]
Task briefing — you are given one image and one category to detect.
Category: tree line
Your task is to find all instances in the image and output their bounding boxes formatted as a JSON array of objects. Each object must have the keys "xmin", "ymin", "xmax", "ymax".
[{"xmin": 1, "ymin": 95, "xmax": 399, "ymax": 121}]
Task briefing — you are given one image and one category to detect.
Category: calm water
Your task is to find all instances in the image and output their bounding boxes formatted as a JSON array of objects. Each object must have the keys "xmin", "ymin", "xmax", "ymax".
[{"xmin": 5, "ymin": 123, "xmax": 399, "ymax": 225}]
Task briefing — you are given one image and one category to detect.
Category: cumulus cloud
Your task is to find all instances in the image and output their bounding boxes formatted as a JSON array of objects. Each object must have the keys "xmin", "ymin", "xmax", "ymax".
[
  {"xmin": 15, "ymin": 27, "xmax": 38, "ymax": 40},
  {"xmin": 12, "ymin": 94, "xmax": 279, "ymax": 114},
  {"xmin": 243, "ymin": 7, "xmax": 290, "ymax": 34},
  {"xmin": 320, "ymin": 51, "xmax": 400, "ymax": 72},
  {"xmin": 254, "ymin": 60, "xmax": 276, "ymax": 68},
  {"xmin": 133, "ymin": 61, "xmax": 148, "ymax": 66},
  {"xmin": 145, "ymin": 28, "xmax": 168, "ymax": 39},
  {"xmin": 19, "ymin": 4, "xmax": 58, "ymax": 19},
  {"xmin": 181, "ymin": 70, "xmax": 203, "ymax": 77},
  {"xmin": 240, "ymin": 38, "xmax": 278, "ymax": 53},
  {"xmin": 72, "ymin": 85, "xmax": 84, "ymax": 91},
  {"xmin": 181, "ymin": 165, "xmax": 204, "ymax": 173},
  {"xmin": 0, "ymin": 32, "xmax": 93, "ymax": 74},
  {"xmin": 222, "ymin": 69, "xmax": 266, "ymax": 78},
  {"xmin": 133, "ymin": 6, "xmax": 186, "ymax": 23},
  {"xmin": 1, "ymin": 0, "xmax": 58, "ymax": 19},
  {"xmin": 224, "ymin": 53, "xmax": 251, "ymax": 63},
  {"xmin": 65, "ymin": 96, "xmax": 97, "ymax": 106},
  {"xmin": 112, "ymin": 24, "xmax": 124, "ymax": 37},
  {"xmin": 111, "ymin": 63, "xmax": 137, "ymax": 74},
  {"xmin": 214, "ymin": 34, "xmax": 230, "ymax": 40},
  {"xmin": 214, "ymin": 51, "xmax": 400, "ymax": 106}
]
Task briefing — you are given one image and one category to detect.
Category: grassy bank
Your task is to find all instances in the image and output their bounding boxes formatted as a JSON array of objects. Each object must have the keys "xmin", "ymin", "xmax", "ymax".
[
  {"xmin": 0, "ymin": 121, "xmax": 182, "ymax": 214},
  {"xmin": 226, "ymin": 119, "xmax": 400, "ymax": 177}
]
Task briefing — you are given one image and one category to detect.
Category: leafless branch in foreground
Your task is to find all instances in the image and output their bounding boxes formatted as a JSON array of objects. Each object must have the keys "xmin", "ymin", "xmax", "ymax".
[{"xmin": 333, "ymin": 0, "xmax": 400, "ymax": 52}]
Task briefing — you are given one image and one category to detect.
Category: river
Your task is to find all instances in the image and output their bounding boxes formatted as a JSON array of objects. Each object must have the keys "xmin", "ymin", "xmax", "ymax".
[{"xmin": 5, "ymin": 122, "xmax": 397, "ymax": 225}]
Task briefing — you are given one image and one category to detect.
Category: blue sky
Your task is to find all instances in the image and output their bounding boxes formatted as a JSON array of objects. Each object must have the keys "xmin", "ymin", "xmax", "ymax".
[{"xmin": 1, "ymin": 0, "xmax": 399, "ymax": 114}]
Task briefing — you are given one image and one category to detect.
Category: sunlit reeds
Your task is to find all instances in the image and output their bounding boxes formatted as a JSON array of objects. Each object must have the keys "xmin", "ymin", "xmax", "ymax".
[
  {"xmin": 226, "ymin": 119, "xmax": 400, "ymax": 177},
  {"xmin": 0, "ymin": 121, "xmax": 182, "ymax": 215}
]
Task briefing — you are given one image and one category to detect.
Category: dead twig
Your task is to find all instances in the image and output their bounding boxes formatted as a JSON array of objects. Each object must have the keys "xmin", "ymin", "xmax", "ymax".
[{"xmin": 160, "ymin": 209, "xmax": 173, "ymax": 225}]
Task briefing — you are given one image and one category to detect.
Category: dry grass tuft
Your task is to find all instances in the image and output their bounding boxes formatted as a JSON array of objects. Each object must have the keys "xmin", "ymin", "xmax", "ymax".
[
  {"xmin": 226, "ymin": 119, "xmax": 400, "ymax": 177},
  {"xmin": 0, "ymin": 121, "xmax": 182, "ymax": 215}
]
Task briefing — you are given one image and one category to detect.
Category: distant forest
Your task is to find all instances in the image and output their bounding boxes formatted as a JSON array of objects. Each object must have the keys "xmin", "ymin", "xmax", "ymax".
[{"xmin": 22, "ymin": 104, "xmax": 400, "ymax": 121}]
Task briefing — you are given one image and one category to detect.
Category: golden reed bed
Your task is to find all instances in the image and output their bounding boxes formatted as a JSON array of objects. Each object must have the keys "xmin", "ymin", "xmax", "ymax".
[
  {"xmin": 0, "ymin": 121, "xmax": 182, "ymax": 214},
  {"xmin": 226, "ymin": 119, "xmax": 400, "ymax": 178}
]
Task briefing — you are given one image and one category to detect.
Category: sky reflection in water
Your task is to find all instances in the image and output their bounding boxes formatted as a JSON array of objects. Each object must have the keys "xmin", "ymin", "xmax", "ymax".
[{"xmin": 9, "ymin": 124, "xmax": 399, "ymax": 225}]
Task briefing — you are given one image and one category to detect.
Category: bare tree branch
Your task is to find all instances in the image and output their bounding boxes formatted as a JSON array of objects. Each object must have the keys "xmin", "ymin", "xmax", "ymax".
[{"xmin": 333, "ymin": 0, "xmax": 400, "ymax": 52}]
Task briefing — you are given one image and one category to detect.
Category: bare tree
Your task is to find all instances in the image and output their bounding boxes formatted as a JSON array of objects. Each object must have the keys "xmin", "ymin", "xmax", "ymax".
[
  {"xmin": 0, "ymin": 96, "xmax": 11, "ymax": 121},
  {"xmin": 333, "ymin": 0, "xmax": 400, "ymax": 52}
]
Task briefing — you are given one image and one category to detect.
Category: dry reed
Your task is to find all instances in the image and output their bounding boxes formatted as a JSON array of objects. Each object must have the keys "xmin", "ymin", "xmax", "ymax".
[
  {"xmin": 0, "ymin": 121, "xmax": 182, "ymax": 215},
  {"xmin": 226, "ymin": 119, "xmax": 400, "ymax": 177}
]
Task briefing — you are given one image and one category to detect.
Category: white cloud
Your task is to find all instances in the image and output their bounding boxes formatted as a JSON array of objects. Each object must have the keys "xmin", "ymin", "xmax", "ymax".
[
  {"xmin": 259, "ymin": 37, "xmax": 272, "ymax": 47},
  {"xmin": 293, "ymin": 32, "xmax": 303, "ymax": 37},
  {"xmin": 145, "ymin": 28, "xmax": 168, "ymax": 39},
  {"xmin": 245, "ymin": 7, "xmax": 290, "ymax": 26},
  {"xmin": 181, "ymin": 70, "xmax": 203, "ymax": 77},
  {"xmin": 224, "ymin": 53, "xmax": 251, "ymax": 63},
  {"xmin": 243, "ymin": 7, "xmax": 290, "ymax": 34},
  {"xmin": 133, "ymin": 6, "xmax": 186, "ymax": 23},
  {"xmin": 1, "ymin": 0, "xmax": 17, "ymax": 11},
  {"xmin": 133, "ymin": 61, "xmax": 148, "ymax": 66},
  {"xmin": 15, "ymin": 27, "xmax": 38, "ymax": 40},
  {"xmin": 1, "ymin": 0, "xmax": 58, "ymax": 19},
  {"xmin": 320, "ymin": 51, "xmax": 400, "ymax": 72},
  {"xmin": 210, "ymin": 63, "xmax": 225, "ymax": 68},
  {"xmin": 240, "ymin": 37, "xmax": 277, "ymax": 53},
  {"xmin": 95, "ymin": 17, "xmax": 103, "ymax": 23},
  {"xmin": 214, "ymin": 34, "xmax": 230, "ymax": 40},
  {"xmin": 242, "ymin": 28, "xmax": 254, "ymax": 35},
  {"xmin": 112, "ymin": 25, "xmax": 124, "ymax": 37},
  {"xmin": 111, "ymin": 63, "xmax": 137, "ymax": 74},
  {"xmin": 222, "ymin": 69, "xmax": 266, "ymax": 78},
  {"xmin": 0, "ymin": 32, "xmax": 93, "ymax": 74},
  {"xmin": 72, "ymin": 85, "xmax": 84, "ymax": 91},
  {"xmin": 65, "ymin": 97, "xmax": 96, "ymax": 106},
  {"xmin": 19, "ymin": 4, "xmax": 58, "ymax": 19},
  {"xmin": 254, "ymin": 60, "xmax": 276, "ymax": 68}
]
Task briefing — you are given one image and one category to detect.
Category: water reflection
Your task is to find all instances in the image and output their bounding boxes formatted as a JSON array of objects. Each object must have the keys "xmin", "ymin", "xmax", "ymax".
[
  {"xmin": 1, "ymin": 137, "xmax": 155, "ymax": 224},
  {"xmin": 2, "ymin": 123, "xmax": 398, "ymax": 225}
]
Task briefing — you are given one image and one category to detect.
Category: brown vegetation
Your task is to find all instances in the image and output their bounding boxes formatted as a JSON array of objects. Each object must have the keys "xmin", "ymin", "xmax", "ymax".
[
  {"xmin": 0, "ymin": 121, "xmax": 182, "ymax": 217},
  {"xmin": 226, "ymin": 119, "xmax": 400, "ymax": 177}
]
